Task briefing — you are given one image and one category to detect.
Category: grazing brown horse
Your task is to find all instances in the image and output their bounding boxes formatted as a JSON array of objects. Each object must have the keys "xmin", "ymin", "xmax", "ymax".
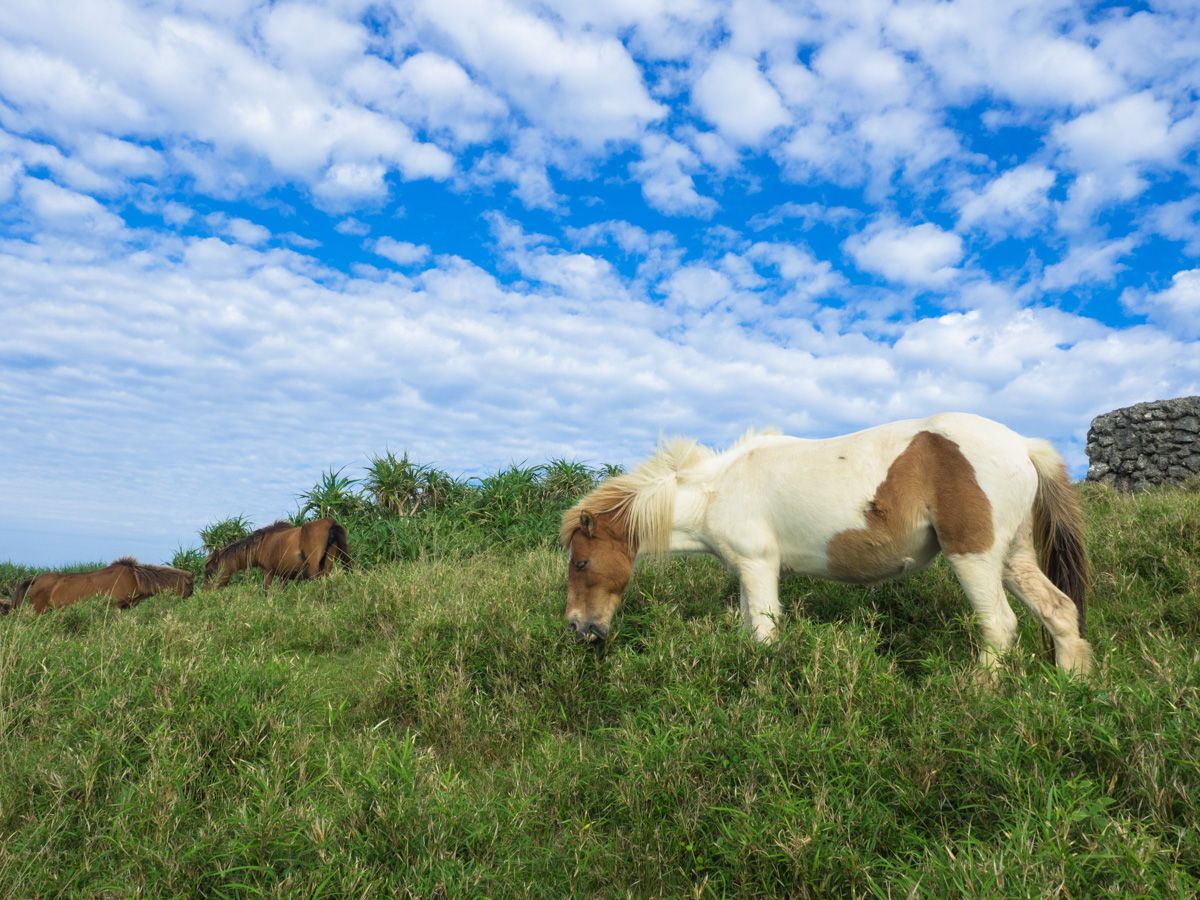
[
  {"xmin": 203, "ymin": 518, "xmax": 351, "ymax": 590},
  {"xmin": 6, "ymin": 558, "xmax": 195, "ymax": 613}
]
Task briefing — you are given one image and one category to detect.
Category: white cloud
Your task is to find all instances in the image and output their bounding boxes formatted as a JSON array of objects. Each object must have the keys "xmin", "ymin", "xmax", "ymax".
[
  {"xmin": 373, "ymin": 237, "xmax": 431, "ymax": 267},
  {"xmin": 748, "ymin": 202, "xmax": 861, "ymax": 232},
  {"xmin": 258, "ymin": 2, "xmax": 368, "ymax": 78},
  {"xmin": 160, "ymin": 201, "xmax": 194, "ymax": 226},
  {"xmin": 0, "ymin": 4, "xmax": 454, "ymax": 208},
  {"xmin": 20, "ymin": 177, "xmax": 127, "ymax": 236},
  {"xmin": 886, "ymin": 1, "xmax": 1124, "ymax": 108},
  {"xmin": 0, "ymin": 38, "xmax": 147, "ymax": 137},
  {"xmin": 1042, "ymin": 236, "xmax": 1139, "ymax": 292},
  {"xmin": 630, "ymin": 134, "xmax": 718, "ymax": 218},
  {"xmin": 468, "ymin": 133, "xmax": 566, "ymax": 211},
  {"xmin": 1145, "ymin": 197, "xmax": 1200, "ymax": 256},
  {"xmin": 335, "ymin": 217, "xmax": 370, "ymax": 236},
  {"xmin": 203, "ymin": 211, "xmax": 270, "ymax": 245},
  {"xmin": 75, "ymin": 134, "xmax": 164, "ymax": 179},
  {"xmin": 745, "ymin": 242, "xmax": 844, "ymax": 302},
  {"xmin": 845, "ymin": 221, "xmax": 964, "ymax": 288},
  {"xmin": 813, "ymin": 33, "xmax": 912, "ymax": 108},
  {"xmin": 957, "ymin": 165, "xmax": 1056, "ymax": 236},
  {"xmin": 409, "ymin": 0, "xmax": 665, "ymax": 148},
  {"xmin": 1054, "ymin": 91, "xmax": 1191, "ymax": 175},
  {"xmin": 227, "ymin": 217, "xmax": 271, "ymax": 246},
  {"xmin": 0, "ymin": 156, "xmax": 22, "ymax": 203},
  {"xmin": 392, "ymin": 53, "xmax": 508, "ymax": 146},
  {"xmin": 1123, "ymin": 269, "xmax": 1200, "ymax": 339},
  {"xmin": 692, "ymin": 52, "xmax": 789, "ymax": 147}
]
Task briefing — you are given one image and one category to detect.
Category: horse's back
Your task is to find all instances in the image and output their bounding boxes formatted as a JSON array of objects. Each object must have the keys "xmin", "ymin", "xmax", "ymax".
[
  {"xmin": 695, "ymin": 413, "xmax": 1040, "ymax": 580},
  {"xmin": 259, "ymin": 519, "xmax": 342, "ymax": 578},
  {"xmin": 34, "ymin": 564, "xmax": 136, "ymax": 611}
]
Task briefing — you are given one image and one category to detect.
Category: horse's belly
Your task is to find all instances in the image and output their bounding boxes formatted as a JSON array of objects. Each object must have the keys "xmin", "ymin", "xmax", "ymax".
[{"xmin": 824, "ymin": 526, "xmax": 941, "ymax": 584}]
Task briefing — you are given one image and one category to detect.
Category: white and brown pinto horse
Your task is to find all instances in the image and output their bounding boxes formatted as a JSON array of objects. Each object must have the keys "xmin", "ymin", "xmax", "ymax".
[{"xmin": 562, "ymin": 413, "xmax": 1091, "ymax": 678}]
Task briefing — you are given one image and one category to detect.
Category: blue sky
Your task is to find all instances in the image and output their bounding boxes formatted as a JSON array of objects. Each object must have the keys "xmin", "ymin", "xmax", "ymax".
[{"xmin": 2, "ymin": 0, "xmax": 1198, "ymax": 567}]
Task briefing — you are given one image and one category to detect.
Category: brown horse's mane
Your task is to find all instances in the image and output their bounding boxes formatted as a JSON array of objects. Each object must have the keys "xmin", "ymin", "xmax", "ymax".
[
  {"xmin": 110, "ymin": 556, "xmax": 192, "ymax": 593},
  {"xmin": 213, "ymin": 520, "xmax": 295, "ymax": 564}
]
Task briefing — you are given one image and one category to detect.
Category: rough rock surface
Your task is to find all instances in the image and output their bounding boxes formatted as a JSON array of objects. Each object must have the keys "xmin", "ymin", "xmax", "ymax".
[{"xmin": 1085, "ymin": 396, "xmax": 1200, "ymax": 491}]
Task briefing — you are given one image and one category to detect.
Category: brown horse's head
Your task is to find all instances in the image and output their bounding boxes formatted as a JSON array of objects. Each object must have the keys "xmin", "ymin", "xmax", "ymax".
[
  {"xmin": 202, "ymin": 551, "xmax": 223, "ymax": 590},
  {"xmin": 562, "ymin": 508, "xmax": 635, "ymax": 644},
  {"xmin": 180, "ymin": 571, "xmax": 196, "ymax": 599}
]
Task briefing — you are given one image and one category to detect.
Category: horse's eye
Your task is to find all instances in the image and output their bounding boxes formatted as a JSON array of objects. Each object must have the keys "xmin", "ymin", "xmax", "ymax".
[{"xmin": 574, "ymin": 559, "xmax": 589, "ymax": 571}]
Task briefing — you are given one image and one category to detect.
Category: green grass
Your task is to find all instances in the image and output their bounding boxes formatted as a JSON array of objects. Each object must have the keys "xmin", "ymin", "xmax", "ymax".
[{"xmin": 2, "ymin": 482, "xmax": 1199, "ymax": 897}]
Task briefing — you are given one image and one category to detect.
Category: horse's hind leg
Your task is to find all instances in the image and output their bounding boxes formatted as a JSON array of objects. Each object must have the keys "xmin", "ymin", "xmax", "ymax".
[
  {"xmin": 306, "ymin": 546, "xmax": 326, "ymax": 579},
  {"xmin": 944, "ymin": 552, "xmax": 1018, "ymax": 683},
  {"xmin": 1003, "ymin": 527, "xmax": 1091, "ymax": 676}
]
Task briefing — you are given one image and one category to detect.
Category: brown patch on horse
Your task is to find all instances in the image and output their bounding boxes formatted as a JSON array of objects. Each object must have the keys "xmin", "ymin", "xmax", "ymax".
[{"xmin": 827, "ymin": 431, "xmax": 994, "ymax": 582}]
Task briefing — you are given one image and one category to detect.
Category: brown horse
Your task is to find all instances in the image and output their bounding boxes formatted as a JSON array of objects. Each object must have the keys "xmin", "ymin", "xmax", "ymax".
[
  {"xmin": 203, "ymin": 518, "xmax": 351, "ymax": 590},
  {"xmin": 6, "ymin": 558, "xmax": 195, "ymax": 614}
]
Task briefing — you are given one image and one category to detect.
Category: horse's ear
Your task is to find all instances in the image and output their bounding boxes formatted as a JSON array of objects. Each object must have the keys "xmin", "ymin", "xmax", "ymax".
[{"xmin": 579, "ymin": 510, "xmax": 596, "ymax": 538}]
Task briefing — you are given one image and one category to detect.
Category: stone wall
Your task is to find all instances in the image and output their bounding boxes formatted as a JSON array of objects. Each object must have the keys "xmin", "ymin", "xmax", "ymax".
[{"xmin": 1085, "ymin": 396, "xmax": 1200, "ymax": 490}]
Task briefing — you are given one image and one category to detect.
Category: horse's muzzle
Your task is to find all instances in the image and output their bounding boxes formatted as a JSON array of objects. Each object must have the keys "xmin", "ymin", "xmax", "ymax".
[{"xmin": 569, "ymin": 621, "xmax": 609, "ymax": 644}]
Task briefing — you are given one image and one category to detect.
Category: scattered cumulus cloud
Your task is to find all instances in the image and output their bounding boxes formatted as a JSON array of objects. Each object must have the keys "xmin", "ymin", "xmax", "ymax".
[
  {"xmin": 692, "ymin": 52, "xmax": 789, "ymax": 147},
  {"xmin": 1123, "ymin": 269, "xmax": 1200, "ymax": 339},
  {"xmin": 631, "ymin": 133, "xmax": 718, "ymax": 218},
  {"xmin": 845, "ymin": 221, "xmax": 964, "ymax": 288},
  {"xmin": 1042, "ymin": 236, "xmax": 1140, "ymax": 292},
  {"xmin": 373, "ymin": 237, "xmax": 431, "ymax": 267},
  {"xmin": 956, "ymin": 165, "xmax": 1056, "ymax": 237},
  {"xmin": 335, "ymin": 217, "xmax": 371, "ymax": 236}
]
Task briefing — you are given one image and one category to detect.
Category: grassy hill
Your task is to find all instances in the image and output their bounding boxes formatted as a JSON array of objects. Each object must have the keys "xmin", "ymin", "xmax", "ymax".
[{"xmin": 1, "ymin": 480, "xmax": 1198, "ymax": 897}]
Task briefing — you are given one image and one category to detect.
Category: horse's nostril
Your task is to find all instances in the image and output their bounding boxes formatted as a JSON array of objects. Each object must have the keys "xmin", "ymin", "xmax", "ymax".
[{"xmin": 569, "ymin": 621, "xmax": 609, "ymax": 643}]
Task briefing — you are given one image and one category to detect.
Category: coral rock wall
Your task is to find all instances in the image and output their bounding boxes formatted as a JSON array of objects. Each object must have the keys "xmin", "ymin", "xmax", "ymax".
[{"xmin": 1086, "ymin": 396, "xmax": 1200, "ymax": 490}]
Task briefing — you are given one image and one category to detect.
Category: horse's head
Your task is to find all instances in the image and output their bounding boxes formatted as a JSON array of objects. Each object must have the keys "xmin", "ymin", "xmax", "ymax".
[
  {"xmin": 563, "ymin": 508, "xmax": 634, "ymax": 644},
  {"xmin": 202, "ymin": 551, "xmax": 221, "ymax": 590},
  {"xmin": 181, "ymin": 571, "xmax": 196, "ymax": 599}
]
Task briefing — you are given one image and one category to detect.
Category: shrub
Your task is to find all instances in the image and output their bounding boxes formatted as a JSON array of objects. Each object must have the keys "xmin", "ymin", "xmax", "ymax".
[
  {"xmin": 296, "ymin": 467, "xmax": 367, "ymax": 521},
  {"xmin": 169, "ymin": 545, "xmax": 206, "ymax": 577},
  {"xmin": 199, "ymin": 515, "xmax": 254, "ymax": 552}
]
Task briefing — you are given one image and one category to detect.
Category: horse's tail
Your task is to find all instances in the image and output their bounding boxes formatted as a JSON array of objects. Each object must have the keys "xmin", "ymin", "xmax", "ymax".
[
  {"xmin": 322, "ymin": 520, "xmax": 352, "ymax": 572},
  {"xmin": 1027, "ymin": 440, "xmax": 1091, "ymax": 639},
  {"xmin": 8, "ymin": 577, "xmax": 35, "ymax": 612}
]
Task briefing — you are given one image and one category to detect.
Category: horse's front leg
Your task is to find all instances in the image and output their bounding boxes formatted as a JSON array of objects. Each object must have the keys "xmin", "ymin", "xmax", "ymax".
[
  {"xmin": 262, "ymin": 569, "xmax": 274, "ymax": 590},
  {"xmin": 737, "ymin": 558, "xmax": 783, "ymax": 642}
]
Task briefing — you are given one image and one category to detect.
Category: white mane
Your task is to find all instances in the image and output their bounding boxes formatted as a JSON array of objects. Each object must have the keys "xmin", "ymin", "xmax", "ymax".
[{"xmin": 564, "ymin": 427, "xmax": 781, "ymax": 555}]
